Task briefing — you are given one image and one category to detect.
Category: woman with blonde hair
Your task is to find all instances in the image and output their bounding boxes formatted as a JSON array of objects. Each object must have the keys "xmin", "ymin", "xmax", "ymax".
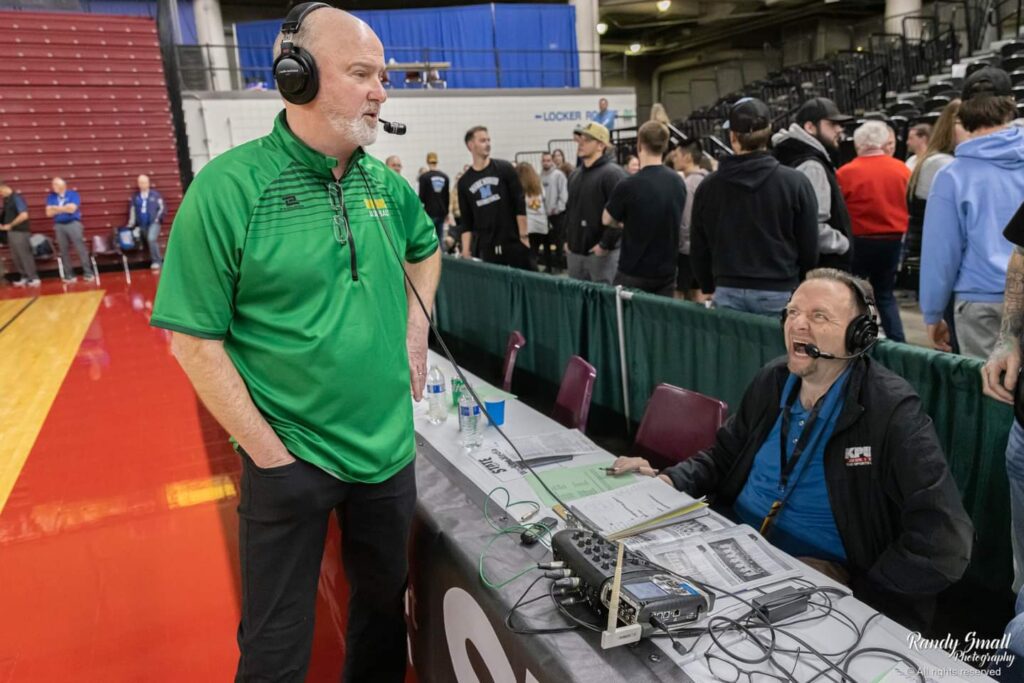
[
  {"xmin": 517, "ymin": 162, "xmax": 549, "ymax": 270},
  {"xmin": 650, "ymin": 102, "xmax": 671, "ymax": 125}
]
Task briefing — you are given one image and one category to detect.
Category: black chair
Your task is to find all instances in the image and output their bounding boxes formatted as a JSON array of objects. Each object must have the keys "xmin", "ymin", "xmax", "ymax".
[
  {"xmin": 922, "ymin": 95, "xmax": 951, "ymax": 112},
  {"xmin": 927, "ymin": 81, "xmax": 957, "ymax": 96},
  {"xmin": 966, "ymin": 60, "xmax": 993, "ymax": 76},
  {"xmin": 1012, "ymin": 71, "xmax": 1024, "ymax": 87},
  {"xmin": 1001, "ymin": 41, "xmax": 1024, "ymax": 59},
  {"xmin": 1004, "ymin": 56, "xmax": 1024, "ymax": 73}
]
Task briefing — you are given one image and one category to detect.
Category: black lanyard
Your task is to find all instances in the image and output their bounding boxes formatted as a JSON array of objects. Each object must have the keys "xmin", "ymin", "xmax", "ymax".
[{"xmin": 777, "ymin": 382, "xmax": 826, "ymax": 493}]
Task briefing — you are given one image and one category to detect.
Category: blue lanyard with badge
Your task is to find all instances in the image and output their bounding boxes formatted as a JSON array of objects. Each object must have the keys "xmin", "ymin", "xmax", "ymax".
[{"xmin": 759, "ymin": 380, "xmax": 825, "ymax": 537}]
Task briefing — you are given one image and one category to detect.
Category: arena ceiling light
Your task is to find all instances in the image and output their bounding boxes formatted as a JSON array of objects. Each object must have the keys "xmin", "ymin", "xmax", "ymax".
[
  {"xmin": 596, "ymin": 21, "xmax": 609, "ymax": 35},
  {"xmin": 628, "ymin": 42, "xmax": 642, "ymax": 53},
  {"xmin": 656, "ymin": 0, "xmax": 671, "ymax": 11}
]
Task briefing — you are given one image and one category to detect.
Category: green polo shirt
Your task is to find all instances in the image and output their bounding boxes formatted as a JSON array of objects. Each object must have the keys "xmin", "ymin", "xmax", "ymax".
[{"xmin": 152, "ymin": 111, "xmax": 438, "ymax": 483}]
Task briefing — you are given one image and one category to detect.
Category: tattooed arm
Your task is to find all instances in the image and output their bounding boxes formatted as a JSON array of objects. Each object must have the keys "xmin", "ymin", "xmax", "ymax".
[{"xmin": 982, "ymin": 248, "xmax": 1024, "ymax": 403}]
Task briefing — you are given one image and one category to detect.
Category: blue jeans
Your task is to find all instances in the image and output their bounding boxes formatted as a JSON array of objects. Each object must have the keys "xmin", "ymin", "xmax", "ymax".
[
  {"xmin": 143, "ymin": 221, "xmax": 162, "ymax": 265},
  {"xmin": 1008, "ymin": 421, "xmax": 1024, "ymax": 593},
  {"xmin": 713, "ymin": 287, "xmax": 792, "ymax": 317},
  {"xmin": 852, "ymin": 237, "xmax": 906, "ymax": 342}
]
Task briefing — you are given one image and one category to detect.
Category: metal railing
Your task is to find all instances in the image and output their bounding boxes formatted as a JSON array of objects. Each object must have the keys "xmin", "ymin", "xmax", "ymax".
[{"xmin": 175, "ymin": 44, "xmax": 608, "ymax": 92}]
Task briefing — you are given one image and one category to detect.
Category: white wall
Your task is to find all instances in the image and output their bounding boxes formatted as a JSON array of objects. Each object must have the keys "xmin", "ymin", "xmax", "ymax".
[{"xmin": 180, "ymin": 89, "xmax": 637, "ymax": 184}]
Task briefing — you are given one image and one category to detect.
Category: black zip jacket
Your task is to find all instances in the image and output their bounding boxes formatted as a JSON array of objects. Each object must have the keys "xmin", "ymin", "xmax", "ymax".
[
  {"xmin": 689, "ymin": 152, "xmax": 819, "ymax": 293},
  {"xmin": 774, "ymin": 139, "xmax": 855, "ymax": 272},
  {"xmin": 663, "ymin": 357, "xmax": 973, "ymax": 629},
  {"xmin": 564, "ymin": 153, "xmax": 627, "ymax": 254}
]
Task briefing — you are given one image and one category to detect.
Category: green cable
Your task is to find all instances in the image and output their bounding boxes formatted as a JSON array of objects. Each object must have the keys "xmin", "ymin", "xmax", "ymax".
[{"xmin": 479, "ymin": 487, "xmax": 549, "ymax": 590}]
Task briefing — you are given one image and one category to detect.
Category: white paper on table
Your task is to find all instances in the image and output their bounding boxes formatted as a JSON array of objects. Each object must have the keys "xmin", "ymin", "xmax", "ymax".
[
  {"xmin": 641, "ymin": 525, "xmax": 799, "ymax": 593},
  {"xmin": 507, "ymin": 430, "xmax": 602, "ymax": 460},
  {"xmin": 466, "ymin": 442, "xmax": 529, "ymax": 483},
  {"xmin": 569, "ymin": 477, "xmax": 705, "ymax": 537},
  {"xmin": 624, "ymin": 516, "xmax": 730, "ymax": 554}
]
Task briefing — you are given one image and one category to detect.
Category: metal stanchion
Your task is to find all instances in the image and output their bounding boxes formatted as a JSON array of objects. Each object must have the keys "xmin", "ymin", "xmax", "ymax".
[{"xmin": 614, "ymin": 285, "xmax": 633, "ymax": 434}]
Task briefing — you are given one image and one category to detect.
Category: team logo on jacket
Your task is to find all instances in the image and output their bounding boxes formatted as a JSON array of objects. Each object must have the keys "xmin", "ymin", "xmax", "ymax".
[
  {"xmin": 844, "ymin": 446, "xmax": 872, "ymax": 466},
  {"xmin": 363, "ymin": 197, "xmax": 390, "ymax": 217}
]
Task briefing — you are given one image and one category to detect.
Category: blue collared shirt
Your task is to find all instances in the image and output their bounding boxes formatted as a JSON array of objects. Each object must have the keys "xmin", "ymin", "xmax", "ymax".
[
  {"xmin": 591, "ymin": 109, "xmax": 616, "ymax": 131},
  {"xmin": 46, "ymin": 189, "xmax": 82, "ymax": 224},
  {"xmin": 734, "ymin": 370, "xmax": 851, "ymax": 562}
]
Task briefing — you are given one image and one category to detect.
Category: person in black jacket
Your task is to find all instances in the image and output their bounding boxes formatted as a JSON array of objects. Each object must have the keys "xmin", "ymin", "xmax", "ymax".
[
  {"xmin": 563, "ymin": 122, "xmax": 627, "ymax": 284},
  {"xmin": 418, "ymin": 152, "xmax": 450, "ymax": 246},
  {"xmin": 773, "ymin": 98, "xmax": 854, "ymax": 272},
  {"xmin": 690, "ymin": 98, "xmax": 819, "ymax": 316},
  {"xmin": 611, "ymin": 269, "xmax": 973, "ymax": 630}
]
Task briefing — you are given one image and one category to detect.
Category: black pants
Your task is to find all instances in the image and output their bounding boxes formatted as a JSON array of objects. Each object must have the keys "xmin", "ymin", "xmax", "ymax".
[
  {"xmin": 852, "ymin": 236, "xmax": 906, "ymax": 343},
  {"xmin": 548, "ymin": 212, "xmax": 566, "ymax": 270},
  {"xmin": 481, "ymin": 240, "xmax": 536, "ymax": 271},
  {"xmin": 235, "ymin": 452, "xmax": 417, "ymax": 683},
  {"xmin": 613, "ymin": 271, "xmax": 676, "ymax": 297}
]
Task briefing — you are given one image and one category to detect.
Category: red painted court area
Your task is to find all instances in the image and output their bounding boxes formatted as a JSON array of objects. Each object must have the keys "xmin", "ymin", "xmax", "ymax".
[{"xmin": 0, "ymin": 271, "xmax": 356, "ymax": 682}]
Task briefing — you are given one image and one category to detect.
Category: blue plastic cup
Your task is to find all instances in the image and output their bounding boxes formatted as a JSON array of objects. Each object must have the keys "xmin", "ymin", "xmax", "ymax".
[{"xmin": 484, "ymin": 399, "xmax": 506, "ymax": 426}]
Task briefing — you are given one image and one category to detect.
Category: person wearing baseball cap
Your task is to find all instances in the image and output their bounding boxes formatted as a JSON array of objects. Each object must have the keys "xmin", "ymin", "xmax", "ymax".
[
  {"xmin": 418, "ymin": 151, "xmax": 450, "ymax": 245},
  {"xmin": 563, "ymin": 120, "xmax": 627, "ymax": 284},
  {"xmin": 920, "ymin": 65, "xmax": 1024, "ymax": 359},
  {"xmin": 773, "ymin": 97, "xmax": 854, "ymax": 272},
  {"xmin": 688, "ymin": 98, "xmax": 819, "ymax": 315}
]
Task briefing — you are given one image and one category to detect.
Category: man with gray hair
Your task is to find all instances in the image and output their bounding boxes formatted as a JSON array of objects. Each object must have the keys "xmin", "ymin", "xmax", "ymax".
[
  {"xmin": 149, "ymin": 3, "xmax": 440, "ymax": 680},
  {"xmin": 45, "ymin": 176, "xmax": 94, "ymax": 283},
  {"xmin": 126, "ymin": 174, "xmax": 165, "ymax": 270},
  {"xmin": 836, "ymin": 120, "xmax": 911, "ymax": 342}
]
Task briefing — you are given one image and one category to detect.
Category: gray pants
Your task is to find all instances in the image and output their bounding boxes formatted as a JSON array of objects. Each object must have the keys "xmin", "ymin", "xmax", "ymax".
[
  {"xmin": 567, "ymin": 249, "xmax": 619, "ymax": 285},
  {"xmin": 952, "ymin": 300, "xmax": 1003, "ymax": 359},
  {"xmin": 8, "ymin": 231, "xmax": 38, "ymax": 280},
  {"xmin": 55, "ymin": 220, "xmax": 94, "ymax": 278}
]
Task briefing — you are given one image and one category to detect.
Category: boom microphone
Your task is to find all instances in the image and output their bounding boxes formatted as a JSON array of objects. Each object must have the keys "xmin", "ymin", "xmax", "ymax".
[
  {"xmin": 802, "ymin": 342, "xmax": 875, "ymax": 361},
  {"xmin": 380, "ymin": 119, "xmax": 407, "ymax": 135}
]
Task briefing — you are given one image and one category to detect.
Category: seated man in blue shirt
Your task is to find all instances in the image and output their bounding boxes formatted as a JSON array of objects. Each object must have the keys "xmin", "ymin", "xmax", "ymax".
[{"xmin": 611, "ymin": 268, "xmax": 974, "ymax": 630}]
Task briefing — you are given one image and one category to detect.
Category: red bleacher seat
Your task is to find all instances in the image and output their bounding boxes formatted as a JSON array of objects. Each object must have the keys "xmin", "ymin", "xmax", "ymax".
[{"xmin": 0, "ymin": 10, "xmax": 184, "ymax": 275}]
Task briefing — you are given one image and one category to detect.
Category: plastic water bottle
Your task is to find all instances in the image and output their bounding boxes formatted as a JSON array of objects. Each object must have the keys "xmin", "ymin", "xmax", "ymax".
[
  {"xmin": 425, "ymin": 366, "xmax": 448, "ymax": 425},
  {"xmin": 458, "ymin": 392, "xmax": 483, "ymax": 448}
]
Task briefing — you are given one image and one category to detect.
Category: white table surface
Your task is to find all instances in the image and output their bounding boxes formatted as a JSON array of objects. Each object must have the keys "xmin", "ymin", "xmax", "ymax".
[{"xmin": 416, "ymin": 350, "xmax": 994, "ymax": 683}]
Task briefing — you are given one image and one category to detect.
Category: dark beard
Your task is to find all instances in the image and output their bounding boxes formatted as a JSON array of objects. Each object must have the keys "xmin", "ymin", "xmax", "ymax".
[{"xmin": 813, "ymin": 131, "xmax": 838, "ymax": 152}]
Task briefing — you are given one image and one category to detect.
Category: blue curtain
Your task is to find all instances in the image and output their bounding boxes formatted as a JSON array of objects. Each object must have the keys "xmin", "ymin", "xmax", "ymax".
[
  {"xmin": 234, "ymin": 3, "xmax": 576, "ymax": 90},
  {"xmin": 494, "ymin": 4, "xmax": 578, "ymax": 88}
]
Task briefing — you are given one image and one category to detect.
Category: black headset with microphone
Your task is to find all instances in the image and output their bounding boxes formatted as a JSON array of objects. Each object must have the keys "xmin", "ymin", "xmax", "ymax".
[
  {"xmin": 272, "ymin": 2, "xmax": 407, "ymax": 135},
  {"xmin": 780, "ymin": 276, "xmax": 880, "ymax": 360}
]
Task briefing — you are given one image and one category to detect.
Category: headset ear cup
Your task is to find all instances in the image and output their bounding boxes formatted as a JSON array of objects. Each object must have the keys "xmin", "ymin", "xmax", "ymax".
[
  {"xmin": 273, "ymin": 47, "xmax": 319, "ymax": 104},
  {"xmin": 845, "ymin": 315, "xmax": 879, "ymax": 354}
]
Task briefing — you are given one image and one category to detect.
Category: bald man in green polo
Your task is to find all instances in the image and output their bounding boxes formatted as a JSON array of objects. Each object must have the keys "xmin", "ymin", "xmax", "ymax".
[{"xmin": 151, "ymin": 6, "xmax": 440, "ymax": 681}]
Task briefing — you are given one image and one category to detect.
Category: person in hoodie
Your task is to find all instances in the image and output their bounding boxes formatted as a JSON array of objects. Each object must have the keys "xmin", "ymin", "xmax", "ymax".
[
  {"xmin": 563, "ymin": 121, "xmax": 627, "ymax": 284},
  {"xmin": 689, "ymin": 98, "xmax": 819, "ymax": 316},
  {"xmin": 773, "ymin": 97, "xmax": 854, "ymax": 272},
  {"xmin": 920, "ymin": 67, "xmax": 1024, "ymax": 359}
]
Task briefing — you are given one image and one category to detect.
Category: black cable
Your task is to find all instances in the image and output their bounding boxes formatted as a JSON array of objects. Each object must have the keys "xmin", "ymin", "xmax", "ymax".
[
  {"xmin": 355, "ymin": 166, "xmax": 590, "ymax": 533},
  {"xmin": 505, "ymin": 575, "xmax": 578, "ymax": 635}
]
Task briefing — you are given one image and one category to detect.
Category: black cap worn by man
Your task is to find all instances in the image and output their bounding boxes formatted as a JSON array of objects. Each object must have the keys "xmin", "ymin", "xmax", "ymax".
[
  {"xmin": 795, "ymin": 97, "xmax": 854, "ymax": 126},
  {"xmin": 961, "ymin": 66, "xmax": 1014, "ymax": 101},
  {"xmin": 728, "ymin": 97, "xmax": 772, "ymax": 133}
]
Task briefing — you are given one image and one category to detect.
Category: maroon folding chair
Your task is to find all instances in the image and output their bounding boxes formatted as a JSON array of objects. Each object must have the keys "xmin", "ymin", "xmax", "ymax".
[
  {"xmin": 633, "ymin": 383, "xmax": 728, "ymax": 470},
  {"xmin": 551, "ymin": 355, "xmax": 597, "ymax": 432},
  {"xmin": 501, "ymin": 330, "xmax": 527, "ymax": 393}
]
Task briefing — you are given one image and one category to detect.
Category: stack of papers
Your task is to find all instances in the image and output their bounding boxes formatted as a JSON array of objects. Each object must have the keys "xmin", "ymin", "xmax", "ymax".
[
  {"xmin": 568, "ymin": 477, "xmax": 708, "ymax": 540},
  {"xmin": 509, "ymin": 430, "xmax": 602, "ymax": 460}
]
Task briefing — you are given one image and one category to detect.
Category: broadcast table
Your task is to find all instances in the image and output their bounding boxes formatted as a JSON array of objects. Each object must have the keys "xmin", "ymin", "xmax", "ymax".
[{"xmin": 405, "ymin": 351, "xmax": 997, "ymax": 682}]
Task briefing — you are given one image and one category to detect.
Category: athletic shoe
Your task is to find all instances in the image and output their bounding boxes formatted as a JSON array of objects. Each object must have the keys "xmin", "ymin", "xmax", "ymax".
[
  {"xmin": 26, "ymin": 278, "xmax": 41, "ymax": 287},
  {"xmin": 150, "ymin": 262, "xmax": 162, "ymax": 271},
  {"xmin": 62, "ymin": 276, "xmax": 77, "ymax": 283}
]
